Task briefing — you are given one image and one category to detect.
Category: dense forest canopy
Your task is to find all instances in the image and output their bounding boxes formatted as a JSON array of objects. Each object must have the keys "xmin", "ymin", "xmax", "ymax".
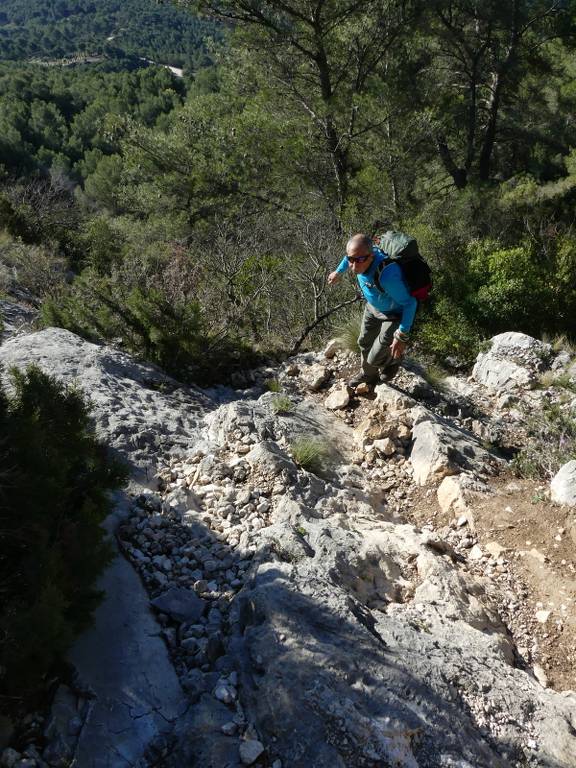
[
  {"xmin": 0, "ymin": 0, "xmax": 576, "ymax": 383},
  {"xmin": 0, "ymin": 0, "xmax": 220, "ymax": 70}
]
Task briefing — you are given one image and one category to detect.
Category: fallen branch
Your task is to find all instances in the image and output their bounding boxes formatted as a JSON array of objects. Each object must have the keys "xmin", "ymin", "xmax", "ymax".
[{"xmin": 289, "ymin": 295, "xmax": 360, "ymax": 355}]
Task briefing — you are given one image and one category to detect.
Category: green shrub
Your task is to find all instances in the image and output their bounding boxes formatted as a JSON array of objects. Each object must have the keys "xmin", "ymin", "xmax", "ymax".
[
  {"xmin": 41, "ymin": 273, "xmax": 262, "ymax": 385},
  {"xmin": 290, "ymin": 437, "xmax": 329, "ymax": 475},
  {"xmin": 467, "ymin": 241, "xmax": 552, "ymax": 336},
  {"xmin": 265, "ymin": 378, "xmax": 282, "ymax": 393},
  {"xmin": 271, "ymin": 394, "xmax": 294, "ymax": 414},
  {"xmin": 415, "ymin": 297, "xmax": 483, "ymax": 365},
  {"xmin": 512, "ymin": 402, "xmax": 576, "ymax": 479},
  {"xmin": 0, "ymin": 365, "xmax": 127, "ymax": 699}
]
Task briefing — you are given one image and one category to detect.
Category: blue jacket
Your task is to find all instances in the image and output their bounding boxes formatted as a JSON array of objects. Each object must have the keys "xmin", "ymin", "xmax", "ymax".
[{"xmin": 336, "ymin": 247, "xmax": 417, "ymax": 334}]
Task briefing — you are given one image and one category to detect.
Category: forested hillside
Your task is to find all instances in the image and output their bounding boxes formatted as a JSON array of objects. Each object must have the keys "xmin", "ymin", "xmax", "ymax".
[
  {"xmin": 0, "ymin": 0, "xmax": 219, "ymax": 69},
  {"xmin": 1, "ymin": 0, "xmax": 576, "ymax": 382}
]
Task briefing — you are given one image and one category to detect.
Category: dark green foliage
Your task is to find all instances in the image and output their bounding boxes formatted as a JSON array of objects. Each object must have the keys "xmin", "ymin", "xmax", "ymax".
[
  {"xmin": 41, "ymin": 274, "xmax": 262, "ymax": 384},
  {"xmin": 0, "ymin": 60, "xmax": 187, "ymax": 179},
  {"xmin": 0, "ymin": 0, "xmax": 219, "ymax": 70},
  {"xmin": 0, "ymin": 366, "xmax": 127, "ymax": 698},
  {"xmin": 415, "ymin": 297, "xmax": 483, "ymax": 365}
]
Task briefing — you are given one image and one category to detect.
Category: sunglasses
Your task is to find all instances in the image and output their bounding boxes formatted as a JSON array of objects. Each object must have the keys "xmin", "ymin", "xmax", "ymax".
[{"xmin": 347, "ymin": 254, "xmax": 371, "ymax": 263}]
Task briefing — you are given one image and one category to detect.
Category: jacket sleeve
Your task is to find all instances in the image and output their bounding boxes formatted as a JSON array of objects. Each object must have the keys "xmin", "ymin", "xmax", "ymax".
[
  {"xmin": 381, "ymin": 264, "xmax": 417, "ymax": 334},
  {"xmin": 335, "ymin": 256, "xmax": 349, "ymax": 275}
]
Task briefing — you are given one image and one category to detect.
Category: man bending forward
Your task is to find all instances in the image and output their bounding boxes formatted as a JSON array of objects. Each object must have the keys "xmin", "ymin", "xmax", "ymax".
[{"xmin": 328, "ymin": 233, "xmax": 417, "ymax": 387}]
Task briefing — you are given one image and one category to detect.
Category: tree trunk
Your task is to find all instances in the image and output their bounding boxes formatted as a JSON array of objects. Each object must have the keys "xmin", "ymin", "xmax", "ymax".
[{"xmin": 436, "ymin": 134, "xmax": 467, "ymax": 188}]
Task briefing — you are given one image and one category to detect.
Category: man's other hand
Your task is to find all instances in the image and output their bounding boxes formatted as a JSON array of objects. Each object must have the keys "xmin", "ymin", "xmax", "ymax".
[
  {"xmin": 389, "ymin": 337, "xmax": 406, "ymax": 359},
  {"xmin": 327, "ymin": 271, "xmax": 341, "ymax": 285}
]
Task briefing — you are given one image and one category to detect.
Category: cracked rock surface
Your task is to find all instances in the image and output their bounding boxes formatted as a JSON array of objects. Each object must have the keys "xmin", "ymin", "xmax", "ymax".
[
  {"xmin": 3, "ymin": 328, "xmax": 576, "ymax": 768},
  {"xmin": 0, "ymin": 328, "xmax": 213, "ymax": 485}
]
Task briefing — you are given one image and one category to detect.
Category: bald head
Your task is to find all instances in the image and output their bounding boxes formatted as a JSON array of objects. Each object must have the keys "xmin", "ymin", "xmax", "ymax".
[
  {"xmin": 345, "ymin": 233, "xmax": 374, "ymax": 275},
  {"xmin": 347, "ymin": 233, "xmax": 372, "ymax": 252}
]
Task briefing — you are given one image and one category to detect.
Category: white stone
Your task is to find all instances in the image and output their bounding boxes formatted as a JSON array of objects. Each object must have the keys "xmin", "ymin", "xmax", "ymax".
[
  {"xmin": 550, "ymin": 461, "xmax": 576, "ymax": 506},
  {"xmin": 325, "ymin": 386, "xmax": 350, "ymax": 411},
  {"xmin": 528, "ymin": 548, "xmax": 547, "ymax": 564},
  {"xmin": 214, "ymin": 683, "xmax": 237, "ymax": 705},
  {"xmin": 239, "ymin": 740, "xmax": 265, "ymax": 765},
  {"xmin": 472, "ymin": 332, "xmax": 551, "ymax": 393},
  {"xmin": 485, "ymin": 542, "xmax": 507, "ymax": 558},
  {"xmin": 437, "ymin": 475, "xmax": 468, "ymax": 515},
  {"xmin": 533, "ymin": 664, "xmax": 549, "ymax": 687},
  {"xmin": 410, "ymin": 417, "xmax": 497, "ymax": 487},
  {"xmin": 469, "ymin": 545, "xmax": 483, "ymax": 560},
  {"xmin": 323, "ymin": 338, "xmax": 343, "ymax": 359},
  {"xmin": 372, "ymin": 438, "xmax": 396, "ymax": 456},
  {"xmin": 305, "ymin": 364, "xmax": 330, "ymax": 391},
  {"xmin": 535, "ymin": 610, "xmax": 551, "ymax": 624}
]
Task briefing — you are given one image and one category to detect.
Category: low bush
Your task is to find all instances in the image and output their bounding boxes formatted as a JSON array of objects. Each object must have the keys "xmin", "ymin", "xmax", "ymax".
[
  {"xmin": 0, "ymin": 365, "xmax": 127, "ymax": 700},
  {"xmin": 512, "ymin": 402, "xmax": 576, "ymax": 479},
  {"xmin": 415, "ymin": 297, "xmax": 483, "ymax": 365},
  {"xmin": 41, "ymin": 274, "xmax": 262, "ymax": 385},
  {"xmin": 0, "ymin": 231, "xmax": 66, "ymax": 300}
]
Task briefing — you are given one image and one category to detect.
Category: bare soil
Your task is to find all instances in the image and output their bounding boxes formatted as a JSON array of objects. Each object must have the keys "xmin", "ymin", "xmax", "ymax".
[{"xmin": 406, "ymin": 475, "xmax": 576, "ymax": 692}]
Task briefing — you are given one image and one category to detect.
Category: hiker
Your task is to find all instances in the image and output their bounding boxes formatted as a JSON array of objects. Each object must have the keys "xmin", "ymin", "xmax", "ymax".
[{"xmin": 328, "ymin": 233, "xmax": 417, "ymax": 387}]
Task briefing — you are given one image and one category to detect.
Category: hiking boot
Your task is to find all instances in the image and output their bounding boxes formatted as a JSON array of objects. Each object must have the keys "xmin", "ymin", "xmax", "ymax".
[
  {"xmin": 347, "ymin": 371, "xmax": 378, "ymax": 388},
  {"xmin": 380, "ymin": 362, "xmax": 400, "ymax": 383}
]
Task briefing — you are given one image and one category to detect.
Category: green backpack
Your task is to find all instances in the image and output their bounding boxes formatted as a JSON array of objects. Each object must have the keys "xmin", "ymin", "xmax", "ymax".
[{"xmin": 373, "ymin": 230, "xmax": 432, "ymax": 301}]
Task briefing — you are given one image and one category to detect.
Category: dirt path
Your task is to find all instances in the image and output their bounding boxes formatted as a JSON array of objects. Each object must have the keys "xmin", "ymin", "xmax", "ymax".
[
  {"xmin": 287, "ymin": 355, "xmax": 576, "ymax": 693},
  {"xmin": 407, "ymin": 475, "xmax": 576, "ymax": 692}
]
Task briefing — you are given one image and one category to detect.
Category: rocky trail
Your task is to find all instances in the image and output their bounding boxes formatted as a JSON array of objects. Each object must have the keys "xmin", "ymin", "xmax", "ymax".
[{"xmin": 1, "ymin": 314, "xmax": 576, "ymax": 768}]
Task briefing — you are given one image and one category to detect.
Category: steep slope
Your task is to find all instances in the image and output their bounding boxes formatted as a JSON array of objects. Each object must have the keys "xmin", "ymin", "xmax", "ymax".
[{"xmin": 1, "ymin": 327, "xmax": 575, "ymax": 767}]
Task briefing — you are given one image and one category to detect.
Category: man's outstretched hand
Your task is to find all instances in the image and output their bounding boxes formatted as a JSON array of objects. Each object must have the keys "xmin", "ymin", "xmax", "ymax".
[{"xmin": 327, "ymin": 271, "xmax": 341, "ymax": 285}]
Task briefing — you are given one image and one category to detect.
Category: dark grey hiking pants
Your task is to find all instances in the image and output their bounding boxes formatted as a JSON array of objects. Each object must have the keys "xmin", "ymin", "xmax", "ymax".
[{"xmin": 358, "ymin": 303, "xmax": 401, "ymax": 380}]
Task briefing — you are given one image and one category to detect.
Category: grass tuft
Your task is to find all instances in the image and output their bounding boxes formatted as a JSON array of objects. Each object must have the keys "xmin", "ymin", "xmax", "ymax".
[
  {"xmin": 289, "ymin": 436, "xmax": 329, "ymax": 475},
  {"xmin": 544, "ymin": 333, "xmax": 576, "ymax": 357},
  {"xmin": 264, "ymin": 378, "xmax": 282, "ymax": 393},
  {"xmin": 271, "ymin": 394, "xmax": 295, "ymax": 414},
  {"xmin": 333, "ymin": 312, "xmax": 362, "ymax": 353},
  {"xmin": 537, "ymin": 370, "xmax": 576, "ymax": 393},
  {"xmin": 421, "ymin": 363, "xmax": 449, "ymax": 393}
]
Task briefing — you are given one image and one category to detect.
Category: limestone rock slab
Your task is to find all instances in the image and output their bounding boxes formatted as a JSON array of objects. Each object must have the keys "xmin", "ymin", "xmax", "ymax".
[
  {"xmin": 0, "ymin": 328, "xmax": 212, "ymax": 485},
  {"xmin": 68, "ymin": 537, "xmax": 188, "ymax": 767},
  {"xmin": 472, "ymin": 332, "xmax": 551, "ymax": 393},
  {"xmin": 551, "ymin": 460, "xmax": 576, "ymax": 506},
  {"xmin": 410, "ymin": 416, "xmax": 500, "ymax": 486}
]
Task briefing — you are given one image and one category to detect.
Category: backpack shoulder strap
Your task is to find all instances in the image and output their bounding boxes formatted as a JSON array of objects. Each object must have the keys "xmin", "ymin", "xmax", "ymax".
[{"xmin": 373, "ymin": 251, "xmax": 391, "ymax": 293}]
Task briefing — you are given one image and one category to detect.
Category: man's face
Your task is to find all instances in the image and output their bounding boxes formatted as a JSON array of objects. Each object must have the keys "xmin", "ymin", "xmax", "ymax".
[{"xmin": 346, "ymin": 241, "xmax": 373, "ymax": 275}]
